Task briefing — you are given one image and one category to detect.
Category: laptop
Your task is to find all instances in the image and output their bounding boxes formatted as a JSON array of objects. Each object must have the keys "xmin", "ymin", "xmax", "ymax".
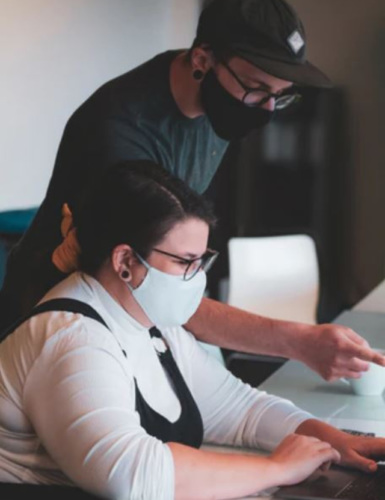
[
  {"xmin": 275, "ymin": 309, "xmax": 385, "ymax": 500},
  {"xmin": 275, "ymin": 463, "xmax": 385, "ymax": 500}
]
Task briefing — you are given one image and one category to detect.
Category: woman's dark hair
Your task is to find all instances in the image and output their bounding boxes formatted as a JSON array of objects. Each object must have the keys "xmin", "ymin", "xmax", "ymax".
[{"xmin": 74, "ymin": 160, "xmax": 216, "ymax": 274}]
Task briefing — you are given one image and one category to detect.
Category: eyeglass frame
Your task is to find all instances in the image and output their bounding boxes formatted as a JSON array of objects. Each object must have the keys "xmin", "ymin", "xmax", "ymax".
[
  {"xmin": 151, "ymin": 247, "xmax": 219, "ymax": 281},
  {"xmin": 216, "ymin": 57, "xmax": 302, "ymax": 110}
]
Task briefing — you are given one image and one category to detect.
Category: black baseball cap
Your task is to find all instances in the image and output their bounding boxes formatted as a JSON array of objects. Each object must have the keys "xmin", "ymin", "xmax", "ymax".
[{"xmin": 195, "ymin": 0, "xmax": 331, "ymax": 88}]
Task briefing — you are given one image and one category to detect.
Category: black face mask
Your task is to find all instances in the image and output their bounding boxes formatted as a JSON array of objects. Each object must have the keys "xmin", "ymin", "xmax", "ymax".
[{"xmin": 200, "ymin": 70, "xmax": 274, "ymax": 141}]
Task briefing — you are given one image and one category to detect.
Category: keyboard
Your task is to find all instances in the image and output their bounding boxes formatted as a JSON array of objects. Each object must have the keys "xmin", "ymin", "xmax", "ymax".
[{"xmin": 337, "ymin": 465, "xmax": 385, "ymax": 499}]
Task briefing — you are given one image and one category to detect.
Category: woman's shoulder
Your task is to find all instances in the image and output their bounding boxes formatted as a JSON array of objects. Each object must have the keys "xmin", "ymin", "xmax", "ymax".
[
  {"xmin": 11, "ymin": 303, "xmax": 119, "ymax": 361},
  {"xmin": 0, "ymin": 302, "xmax": 125, "ymax": 402},
  {"xmin": 6, "ymin": 273, "xmax": 123, "ymax": 364}
]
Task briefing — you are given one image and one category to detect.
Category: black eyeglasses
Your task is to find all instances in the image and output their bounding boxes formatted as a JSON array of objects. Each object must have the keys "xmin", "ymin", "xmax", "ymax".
[
  {"xmin": 152, "ymin": 248, "xmax": 219, "ymax": 281},
  {"xmin": 218, "ymin": 58, "xmax": 301, "ymax": 110}
]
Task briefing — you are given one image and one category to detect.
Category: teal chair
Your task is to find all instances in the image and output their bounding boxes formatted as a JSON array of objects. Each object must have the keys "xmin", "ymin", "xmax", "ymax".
[{"xmin": 0, "ymin": 208, "xmax": 38, "ymax": 287}]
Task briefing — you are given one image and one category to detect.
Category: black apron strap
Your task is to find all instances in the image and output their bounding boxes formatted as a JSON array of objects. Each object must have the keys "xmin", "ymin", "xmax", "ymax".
[{"xmin": 0, "ymin": 298, "xmax": 110, "ymax": 343}]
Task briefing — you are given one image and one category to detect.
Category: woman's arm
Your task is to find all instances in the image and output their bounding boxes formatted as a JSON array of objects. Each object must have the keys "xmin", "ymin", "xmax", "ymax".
[
  {"xmin": 168, "ymin": 434, "xmax": 340, "ymax": 500},
  {"xmin": 24, "ymin": 321, "xmax": 175, "ymax": 500},
  {"xmin": 175, "ymin": 327, "xmax": 312, "ymax": 451}
]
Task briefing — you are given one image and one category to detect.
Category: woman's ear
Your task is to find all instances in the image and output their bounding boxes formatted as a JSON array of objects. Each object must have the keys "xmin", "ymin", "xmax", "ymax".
[{"xmin": 111, "ymin": 244, "xmax": 135, "ymax": 281}]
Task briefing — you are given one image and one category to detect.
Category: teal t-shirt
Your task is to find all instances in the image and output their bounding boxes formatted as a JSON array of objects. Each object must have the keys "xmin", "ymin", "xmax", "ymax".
[{"xmin": 99, "ymin": 50, "xmax": 229, "ymax": 193}]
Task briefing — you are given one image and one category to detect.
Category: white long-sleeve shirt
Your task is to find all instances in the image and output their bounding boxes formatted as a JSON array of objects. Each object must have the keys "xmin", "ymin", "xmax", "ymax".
[{"xmin": 0, "ymin": 272, "xmax": 312, "ymax": 499}]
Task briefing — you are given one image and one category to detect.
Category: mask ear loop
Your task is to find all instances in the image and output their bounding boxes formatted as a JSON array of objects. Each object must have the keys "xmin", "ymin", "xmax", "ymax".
[
  {"xmin": 120, "ymin": 267, "xmax": 136, "ymax": 293},
  {"xmin": 134, "ymin": 252, "xmax": 150, "ymax": 270},
  {"xmin": 124, "ymin": 252, "xmax": 150, "ymax": 293}
]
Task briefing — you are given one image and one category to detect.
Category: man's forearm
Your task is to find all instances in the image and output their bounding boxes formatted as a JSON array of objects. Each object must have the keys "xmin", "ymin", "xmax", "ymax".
[
  {"xmin": 185, "ymin": 297, "xmax": 313, "ymax": 360},
  {"xmin": 185, "ymin": 297, "xmax": 385, "ymax": 381}
]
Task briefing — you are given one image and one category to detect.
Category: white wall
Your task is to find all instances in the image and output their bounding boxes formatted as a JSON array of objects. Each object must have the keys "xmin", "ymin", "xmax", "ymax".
[{"xmin": 0, "ymin": 0, "xmax": 200, "ymax": 211}]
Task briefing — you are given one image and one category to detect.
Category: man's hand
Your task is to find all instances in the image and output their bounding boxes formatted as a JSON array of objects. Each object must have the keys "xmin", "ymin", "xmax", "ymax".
[{"xmin": 296, "ymin": 323, "xmax": 385, "ymax": 381}]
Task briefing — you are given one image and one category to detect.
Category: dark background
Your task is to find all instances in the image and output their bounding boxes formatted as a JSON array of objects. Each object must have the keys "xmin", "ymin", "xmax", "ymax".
[{"xmin": 205, "ymin": 87, "xmax": 352, "ymax": 324}]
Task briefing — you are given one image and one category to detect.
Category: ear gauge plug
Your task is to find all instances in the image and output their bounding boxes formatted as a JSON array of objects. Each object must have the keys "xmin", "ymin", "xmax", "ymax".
[
  {"xmin": 120, "ymin": 270, "xmax": 131, "ymax": 280},
  {"xmin": 193, "ymin": 69, "xmax": 204, "ymax": 81}
]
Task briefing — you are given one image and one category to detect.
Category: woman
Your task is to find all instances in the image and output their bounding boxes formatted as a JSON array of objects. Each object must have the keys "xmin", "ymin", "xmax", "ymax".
[{"xmin": 0, "ymin": 160, "xmax": 383, "ymax": 500}]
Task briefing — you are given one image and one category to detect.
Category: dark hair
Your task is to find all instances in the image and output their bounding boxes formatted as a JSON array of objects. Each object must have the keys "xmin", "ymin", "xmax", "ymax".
[
  {"xmin": 186, "ymin": 42, "xmax": 235, "ymax": 65},
  {"xmin": 74, "ymin": 160, "xmax": 216, "ymax": 274}
]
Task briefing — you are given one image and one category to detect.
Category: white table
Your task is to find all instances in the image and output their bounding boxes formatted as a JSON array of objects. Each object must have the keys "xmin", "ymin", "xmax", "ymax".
[
  {"xmin": 353, "ymin": 279, "xmax": 385, "ymax": 312},
  {"xmin": 204, "ymin": 279, "xmax": 385, "ymax": 498},
  {"xmin": 259, "ymin": 279, "xmax": 385, "ymax": 432}
]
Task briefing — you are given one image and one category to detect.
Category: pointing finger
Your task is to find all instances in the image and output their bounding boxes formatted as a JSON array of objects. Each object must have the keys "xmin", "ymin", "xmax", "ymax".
[{"xmin": 345, "ymin": 344, "xmax": 385, "ymax": 366}]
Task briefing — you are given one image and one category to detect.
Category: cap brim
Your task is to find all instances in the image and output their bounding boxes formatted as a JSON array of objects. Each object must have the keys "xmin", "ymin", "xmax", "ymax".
[{"xmin": 235, "ymin": 50, "xmax": 332, "ymax": 88}]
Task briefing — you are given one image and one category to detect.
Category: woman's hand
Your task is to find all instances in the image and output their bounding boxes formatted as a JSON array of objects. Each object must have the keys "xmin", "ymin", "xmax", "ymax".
[
  {"xmin": 326, "ymin": 434, "xmax": 385, "ymax": 472},
  {"xmin": 268, "ymin": 433, "xmax": 341, "ymax": 486},
  {"xmin": 296, "ymin": 419, "xmax": 385, "ymax": 472}
]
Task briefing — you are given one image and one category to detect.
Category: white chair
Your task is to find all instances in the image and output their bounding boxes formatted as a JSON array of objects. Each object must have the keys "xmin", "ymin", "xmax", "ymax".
[
  {"xmin": 227, "ymin": 234, "xmax": 319, "ymax": 324},
  {"xmin": 225, "ymin": 234, "xmax": 319, "ymax": 385}
]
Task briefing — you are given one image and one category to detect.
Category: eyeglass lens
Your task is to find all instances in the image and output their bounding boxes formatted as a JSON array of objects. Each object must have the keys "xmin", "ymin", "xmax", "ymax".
[
  {"xmin": 243, "ymin": 90, "xmax": 300, "ymax": 109},
  {"xmin": 218, "ymin": 57, "xmax": 301, "ymax": 110},
  {"xmin": 183, "ymin": 251, "xmax": 218, "ymax": 281}
]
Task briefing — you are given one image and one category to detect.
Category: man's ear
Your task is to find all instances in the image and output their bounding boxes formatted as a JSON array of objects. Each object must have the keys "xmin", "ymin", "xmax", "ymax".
[
  {"xmin": 111, "ymin": 244, "xmax": 135, "ymax": 276},
  {"xmin": 190, "ymin": 45, "xmax": 214, "ymax": 75}
]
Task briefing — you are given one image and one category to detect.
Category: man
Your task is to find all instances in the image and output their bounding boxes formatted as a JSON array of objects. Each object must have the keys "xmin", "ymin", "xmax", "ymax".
[{"xmin": 1, "ymin": 0, "xmax": 384, "ymax": 380}]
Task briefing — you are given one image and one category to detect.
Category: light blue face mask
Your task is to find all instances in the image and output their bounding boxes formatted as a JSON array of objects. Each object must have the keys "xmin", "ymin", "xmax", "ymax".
[{"xmin": 127, "ymin": 254, "xmax": 207, "ymax": 328}]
